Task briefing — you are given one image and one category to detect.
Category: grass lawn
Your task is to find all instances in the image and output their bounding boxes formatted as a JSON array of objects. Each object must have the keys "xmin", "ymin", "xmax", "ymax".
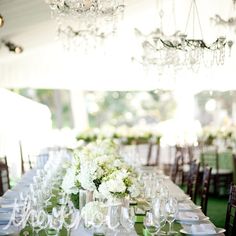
[
  {"xmin": 206, "ymin": 196, "xmax": 228, "ymax": 228},
  {"xmin": 180, "ymin": 185, "xmax": 228, "ymax": 228}
]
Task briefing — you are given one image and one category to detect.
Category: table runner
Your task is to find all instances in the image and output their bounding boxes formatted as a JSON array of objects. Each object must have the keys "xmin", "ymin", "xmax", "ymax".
[{"xmin": 0, "ymin": 169, "xmax": 225, "ymax": 236}]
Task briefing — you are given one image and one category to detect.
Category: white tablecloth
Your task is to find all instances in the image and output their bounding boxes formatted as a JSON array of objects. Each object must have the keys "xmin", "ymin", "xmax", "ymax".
[{"xmin": 0, "ymin": 169, "xmax": 225, "ymax": 236}]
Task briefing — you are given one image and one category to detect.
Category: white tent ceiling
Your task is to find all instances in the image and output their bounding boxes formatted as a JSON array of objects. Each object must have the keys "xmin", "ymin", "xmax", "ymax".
[{"xmin": 0, "ymin": 0, "xmax": 236, "ymax": 91}]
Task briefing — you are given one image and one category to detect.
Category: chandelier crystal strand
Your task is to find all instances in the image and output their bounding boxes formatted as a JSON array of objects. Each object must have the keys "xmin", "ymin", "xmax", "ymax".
[
  {"xmin": 45, "ymin": 0, "xmax": 125, "ymax": 51},
  {"xmin": 134, "ymin": 0, "xmax": 188, "ymax": 75},
  {"xmin": 134, "ymin": 0, "xmax": 233, "ymax": 75}
]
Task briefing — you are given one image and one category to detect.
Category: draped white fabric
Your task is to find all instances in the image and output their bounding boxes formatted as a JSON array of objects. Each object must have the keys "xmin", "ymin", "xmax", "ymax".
[
  {"xmin": 0, "ymin": 88, "xmax": 52, "ymax": 178},
  {"xmin": 0, "ymin": 43, "xmax": 236, "ymax": 92},
  {"xmin": 0, "ymin": 0, "xmax": 235, "ymax": 91}
]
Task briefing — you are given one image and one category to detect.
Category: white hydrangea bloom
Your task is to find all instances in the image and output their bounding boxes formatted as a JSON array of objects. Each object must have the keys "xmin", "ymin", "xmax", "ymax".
[
  {"xmin": 98, "ymin": 182, "xmax": 112, "ymax": 199},
  {"xmin": 61, "ymin": 167, "xmax": 79, "ymax": 194}
]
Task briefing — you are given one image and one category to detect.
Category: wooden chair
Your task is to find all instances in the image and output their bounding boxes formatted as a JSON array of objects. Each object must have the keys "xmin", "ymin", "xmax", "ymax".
[
  {"xmin": 147, "ymin": 140, "xmax": 161, "ymax": 166},
  {"xmin": 225, "ymin": 184, "xmax": 236, "ymax": 236},
  {"xmin": 170, "ymin": 155, "xmax": 183, "ymax": 184},
  {"xmin": 200, "ymin": 166, "xmax": 212, "ymax": 215},
  {"xmin": 175, "ymin": 145, "xmax": 197, "ymax": 186},
  {"xmin": 186, "ymin": 161, "xmax": 200, "ymax": 203},
  {"xmin": 133, "ymin": 140, "xmax": 153, "ymax": 166},
  {"xmin": 0, "ymin": 156, "xmax": 10, "ymax": 196},
  {"xmin": 19, "ymin": 141, "xmax": 33, "ymax": 175},
  {"xmin": 233, "ymin": 154, "xmax": 236, "ymax": 183},
  {"xmin": 201, "ymin": 146, "xmax": 233, "ymax": 196}
]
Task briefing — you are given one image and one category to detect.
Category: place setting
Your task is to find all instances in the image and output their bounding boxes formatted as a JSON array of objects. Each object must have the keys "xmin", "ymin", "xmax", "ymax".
[{"xmin": 180, "ymin": 223, "xmax": 226, "ymax": 236}]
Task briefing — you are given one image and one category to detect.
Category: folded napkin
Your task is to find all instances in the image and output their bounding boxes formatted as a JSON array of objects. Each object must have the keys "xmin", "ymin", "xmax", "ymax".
[
  {"xmin": 3, "ymin": 190, "xmax": 20, "ymax": 200},
  {"xmin": 0, "ymin": 197, "xmax": 23, "ymax": 208},
  {"xmin": 0, "ymin": 199, "xmax": 15, "ymax": 209},
  {"xmin": 178, "ymin": 212, "xmax": 199, "ymax": 221},
  {"xmin": 0, "ymin": 220, "xmax": 10, "ymax": 225},
  {"xmin": 178, "ymin": 203, "xmax": 192, "ymax": 210},
  {"xmin": 0, "ymin": 208, "xmax": 12, "ymax": 213},
  {"xmin": 191, "ymin": 224, "xmax": 216, "ymax": 234}
]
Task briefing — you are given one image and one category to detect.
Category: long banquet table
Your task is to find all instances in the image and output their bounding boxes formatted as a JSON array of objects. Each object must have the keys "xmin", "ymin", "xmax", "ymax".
[{"xmin": 0, "ymin": 168, "xmax": 225, "ymax": 236}]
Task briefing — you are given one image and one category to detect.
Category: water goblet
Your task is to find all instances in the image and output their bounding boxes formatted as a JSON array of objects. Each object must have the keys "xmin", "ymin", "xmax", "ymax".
[
  {"xmin": 144, "ymin": 211, "xmax": 161, "ymax": 236},
  {"xmin": 165, "ymin": 197, "xmax": 178, "ymax": 235},
  {"xmin": 152, "ymin": 198, "xmax": 167, "ymax": 236},
  {"xmin": 120, "ymin": 206, "xmax": 135, "ymax": 232},
  {"xmin": 106, "ymin": 204, "xmax": 120, "ymax": 233}
]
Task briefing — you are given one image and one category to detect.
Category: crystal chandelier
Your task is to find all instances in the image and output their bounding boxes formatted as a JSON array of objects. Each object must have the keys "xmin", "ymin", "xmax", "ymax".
[
  {"xmin": 0, "ymin": 15, "xmax": 23, "ymax": 54},
  {"xmin": 210, "ymin": 0, "xmax": 236, "ymax": 34},
  {"xmin": 135, "ymin": 0, "xmax": 233, "ymax": 73},
  {"xmin": 45, "ymin": 0, "xmax": 125, "ymax": 51},
  {"xmin": 45, "ymin": 0, "xmax": 125, "ymax": 17}
]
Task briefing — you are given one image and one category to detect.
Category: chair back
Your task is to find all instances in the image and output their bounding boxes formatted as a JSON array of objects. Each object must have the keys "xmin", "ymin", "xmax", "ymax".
[
  {"xmin": 233, "ymin": 154, "xmax": 236, "ymax": 183},
  {"xmin": 200, "ymin": 166, "xmax": 212, "ymax": 215},
  {"xmin": 186, "ymin": 161, "xmax": 200, "ymax": 202},
  {"xmin": 0, "ymin": 156, "xmax": 10, "ymax": 196},
  {"xmin": 171, "ymin": 155, "xmax": 182, "ymax": 184},
  {"xmin": 19, "ymin": 141, "xmax": 33, "ymax": 175},
  {"xmin": 133, "ymin": 140, "xmax": 153, "ymax": 166},
  {"xmin": 225, "ymin": 184, "xmax": 236, "ymax": 236},
  {"xmin": 146, "ymin": 140, "xmax": 161, "ymax": 166}
]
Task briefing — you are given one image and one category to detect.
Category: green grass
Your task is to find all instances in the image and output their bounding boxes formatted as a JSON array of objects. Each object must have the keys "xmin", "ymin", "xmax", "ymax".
[
  {"xmin": 180, "ymin": 185, "xmax": 228, "ymax": 228},
  {"xmin": 206, "ymin": 196, "xmax": 228, "ymax": 228}
]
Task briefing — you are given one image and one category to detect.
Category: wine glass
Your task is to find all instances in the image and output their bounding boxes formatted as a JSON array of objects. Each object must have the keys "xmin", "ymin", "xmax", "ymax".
[
  {"xmin": 63, "ymin": 204, "xmax": 77, "ymax": 236},
  {"xmin": 144, "ymin": 212, "xmax": 161, "ymax": 236},
  {"xmin": 36, "ymin": 210, "xmax": 49, "ymax": 234},
  {"xmin": 106, "ymin": 205, "xmax": 120, "ymax": 232},
  {"xmin": 165, "ymin": 197, "xmax": 178, "ymax": 235},
  {"xmin": 120, "ymin": 206, "xmax": 135, "ymax": 232},
  {"xmin": 152, "ymin": 198, "xmax": 167, "ymax": 236},
  {"xmin": 90, "ymin": 211, "xmax": 106, "ymax": 235},
  {"xmin": 48, "ymin": 206, "xmax": 64, "ymax": 235},
  {"xmin": 28, "ymin": 209, "xmax": 41, "ymax": 236}
]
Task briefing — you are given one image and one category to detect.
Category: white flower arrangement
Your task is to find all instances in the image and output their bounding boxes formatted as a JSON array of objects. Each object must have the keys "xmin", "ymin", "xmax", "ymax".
[{"xmin": 61, "ymin": 139, "xmax": 141, "ymax": 200}]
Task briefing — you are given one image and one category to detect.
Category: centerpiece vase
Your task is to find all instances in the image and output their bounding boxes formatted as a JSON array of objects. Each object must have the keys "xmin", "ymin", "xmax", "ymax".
[
  {"xmin": 79, "ymin": 189, "xmax": 94, "ymax": 211},
  {"xmin": 108, "ymin": 196, "xmax": 129, "ymax": 208}
]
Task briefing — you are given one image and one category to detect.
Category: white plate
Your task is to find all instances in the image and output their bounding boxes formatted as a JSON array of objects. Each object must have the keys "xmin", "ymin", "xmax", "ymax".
[
  {"xmin": 180, "ymin": 227, "xmax": 226, "ymax": 235},
  {"xmin": 178, "ymin": 196, "xmax": 191, "ymax": 202},
  {"xmin": 178, "ymin": 204, "xmax": 201, "ymax": 212},
  {"xmin": 177, "ymin": 216, "xmax": 209, "ymax": 224}
]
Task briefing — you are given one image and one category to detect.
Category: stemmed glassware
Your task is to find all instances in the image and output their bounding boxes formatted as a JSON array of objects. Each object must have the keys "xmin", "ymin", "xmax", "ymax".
[
  {"xmin": 90, "ymin": 211, "xmax": 106, "ymax": 236},
  {"xmin": 63, "ymin": 204, "xmax": 77, "ymax": 236},
  {"xmin": 165, "ymin": 197, "xmax": 178, "ymax": 236},
  {"xmin": 120, "ymin": 206, "xmax": 135, "ymax": 232},
  {"xmin": 106, "ymin": 204, "xmax": 121, "ymax": 234},
  {"xmin": 144, "ymin": 211, "xmax": 161, "ymax": 236},
  {"xmin": 152, "ymin": 197, "xmax": 167, "ymax": 236},
  {"xmin": 28, "ymin": 209, "xmax": 42, "ymax": 236}
]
